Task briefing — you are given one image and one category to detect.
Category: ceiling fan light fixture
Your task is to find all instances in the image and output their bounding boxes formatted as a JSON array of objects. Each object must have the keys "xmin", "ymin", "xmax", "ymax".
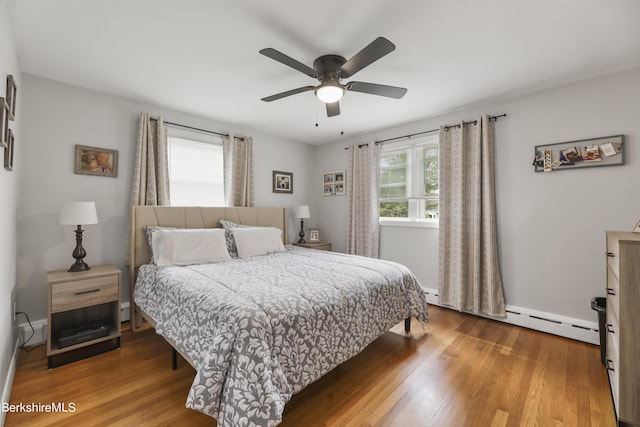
[{"xmin": 315, "ymin": 84, "xmax": 344, "ymax": 103}]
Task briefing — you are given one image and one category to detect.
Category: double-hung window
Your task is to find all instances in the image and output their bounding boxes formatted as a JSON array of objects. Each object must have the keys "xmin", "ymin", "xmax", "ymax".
[
  {"xmin": 167, "ymin": 126, "xmax": 225, "ymax": 206},
  {"xmin": 379, "ymin": 135, "xmax": 439, "ymax": 226}
]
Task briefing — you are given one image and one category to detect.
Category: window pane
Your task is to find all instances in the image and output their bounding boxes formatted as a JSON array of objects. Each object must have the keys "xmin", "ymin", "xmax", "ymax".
[
  {"xmin": 380, "ymin": 150, "xmax": 407, "ymax": 198},
  {"xmin": 168, "ymin": 137, "xmax": 225, "ymax": 206},
  {"xmin": 424, "ymin": 199, "xmax": 439, "ymax": 219},
  {"xmin": 422, "ymin": 146, "xmax": 438, "ymax": 196},
  {"xmin": 380, "ymin": 201, "xmax": 409, "ymax": 218}
]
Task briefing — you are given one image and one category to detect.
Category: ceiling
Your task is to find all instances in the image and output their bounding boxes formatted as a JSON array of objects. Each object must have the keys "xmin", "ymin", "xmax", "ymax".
[{"xmin": 7, "ymin": 0, "xmax": 640, "ymax": 145}]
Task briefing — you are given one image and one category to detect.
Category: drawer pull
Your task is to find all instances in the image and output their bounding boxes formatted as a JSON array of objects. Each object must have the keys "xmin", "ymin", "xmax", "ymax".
[
  {"xmin": 606, "ymin": 324, "xmax": 615, "ymax": 334},
  {"xmin": 605, "ymin": 359, "xmax": 615, "ymax": 372},
  {"xmin": 606, "ymin": 252, "xmax": 615, "ymax": 258},
  {"xmin": 74, "ymin": 288, "xmax": 100, "ymax": 296},
  {"xmin": 606, "ymin": 288, "xmax": 616, "ymax": 296}
]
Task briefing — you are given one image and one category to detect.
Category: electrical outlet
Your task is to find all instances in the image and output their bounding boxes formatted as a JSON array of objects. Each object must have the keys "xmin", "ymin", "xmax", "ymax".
[{"xmin": 13, "ymin": 302, "xmax": 17, "ymax": 322}]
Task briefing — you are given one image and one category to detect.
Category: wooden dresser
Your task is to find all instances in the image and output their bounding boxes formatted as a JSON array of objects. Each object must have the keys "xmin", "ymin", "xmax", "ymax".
[{"xmin": 605, "ymin": 231, "xmax": 640, "ymax": 426}]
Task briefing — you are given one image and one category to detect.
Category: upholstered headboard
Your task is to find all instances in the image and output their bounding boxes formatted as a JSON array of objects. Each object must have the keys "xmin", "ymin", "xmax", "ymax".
[{"xmin": 129, "ymin": 206, "xmax": 286, "ymax": 329}]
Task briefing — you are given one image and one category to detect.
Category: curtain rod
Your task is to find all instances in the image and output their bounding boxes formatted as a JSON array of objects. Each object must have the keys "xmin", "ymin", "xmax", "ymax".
[
  {"xmin": 149, "ymin": 117, "xmax": 234, "ymax": 138},
  {"xmin": 344, "ymin": 113, "xmax": 507, "ymax": 150}
]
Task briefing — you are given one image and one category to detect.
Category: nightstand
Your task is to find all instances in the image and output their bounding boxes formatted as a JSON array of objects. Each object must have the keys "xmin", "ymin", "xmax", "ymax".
[
  {"xmin": 47, "ymin": 264, "xmax": 121, "ymax": 368},
  {"xmin": 294, "ymin": 242, "xmax": 332, "ymax": 251}
]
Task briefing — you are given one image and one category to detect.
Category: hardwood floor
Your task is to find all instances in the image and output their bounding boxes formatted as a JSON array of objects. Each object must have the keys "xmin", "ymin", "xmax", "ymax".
[{"xmin": 6, "ymin": 305, "xmax": 615, "ymax": 426}]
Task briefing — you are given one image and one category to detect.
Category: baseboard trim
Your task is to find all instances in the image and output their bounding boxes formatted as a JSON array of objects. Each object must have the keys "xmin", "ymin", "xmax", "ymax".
[
  {"xmin": 18, "ymin": 294, "xmax": 599, "ymax": 348},
  {"xmin": 423, "ymin": 287, "xmax": 599, "ymax": 345},
  {"xmin": 17, "ymin": 318, "xmax": 47, "ymax": 347},
  {"xmin": 120, "ymin": 301, "xmax": 130, "ymax": 323},
  {"xmin": 1, "ymin": 337, "xmax": 21, "ymax": 425}
]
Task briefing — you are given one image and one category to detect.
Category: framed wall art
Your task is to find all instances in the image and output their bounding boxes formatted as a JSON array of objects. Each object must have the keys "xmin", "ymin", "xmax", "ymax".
[
  {"xmin": 533, "ymin": 134, "xmax": 624, "ymax": 173},
  {"xmin": 74, "ymin": 145, "xmax": 119, "ymax": 177},
  {"xmin": 6, "ymin": 74, "xmax": 16, "ymax": 121},
  {"xmin": 272, "ymin": 170, "xmax": 293, "ymax": 194},
  {"xmin": 0, "ymin": 97, "xmax": 7, "ymax": 148},
  {"xmin": 323, "ymin": 170, "xmax": 346, "ymax": 196},
  {"xmin": 4, "ymin": 128, "xmax": 14, "ymax": 171}
]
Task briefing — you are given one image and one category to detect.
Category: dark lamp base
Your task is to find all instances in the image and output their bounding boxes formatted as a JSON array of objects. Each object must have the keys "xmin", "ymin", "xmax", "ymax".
[
  {"xmin": 298, "ymin": 218, "xmax": 306, "ymax": 244},
  {"xmin": 68, "ymin": 225, "xmax": 91, "ymax": 272},
  {"xmin": 68, "ymin": 260, "xmax": 91, "ymax": 272}
]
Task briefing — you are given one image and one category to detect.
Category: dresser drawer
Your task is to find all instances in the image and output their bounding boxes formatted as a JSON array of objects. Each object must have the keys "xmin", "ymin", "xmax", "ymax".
[
  {"xmin": 606, "ymin": 326, "xmax": 620, "ymax": 414},
  {"xmin": 606, "ymin": 236, "xmax": 620, "ymax": 280},
  {"xmin": 605, "ymin": 309, "xmax": 620, "ymax": 359},
  {"xmin": 51, "ymin": 275, "xmax": 119, "ymax": 313},
  {"xmin": 605, "ymin": 282, "xmax": 620, "ymax": 332}
]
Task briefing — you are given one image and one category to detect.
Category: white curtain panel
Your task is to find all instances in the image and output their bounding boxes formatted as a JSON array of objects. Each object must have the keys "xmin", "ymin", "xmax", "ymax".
[
  {"xmin": 347, "ymin": 143, "xmax": 381, "ymax": 258},
  {"xmin": 438, "ymin": 115, "xmax": 506, "ymax": 317},
  {"xmin": 130, "ymin": 112, "xmax": 170, "ymax": 206},
  {"xmin": 223, "ymin": 135, "xmax": 255, "ymax": 207}
]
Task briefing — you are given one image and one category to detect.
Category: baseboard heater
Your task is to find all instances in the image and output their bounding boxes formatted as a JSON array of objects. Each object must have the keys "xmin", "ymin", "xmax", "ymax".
[{"xmin": 423, "ymin": 289, "xmax": 598, "ymax": 344}]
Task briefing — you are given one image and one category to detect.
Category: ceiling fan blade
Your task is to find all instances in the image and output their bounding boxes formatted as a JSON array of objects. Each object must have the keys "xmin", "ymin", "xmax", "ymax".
[
  {"xmin": 261, "ymin": 86, "xmax": 315, "ymax": 102},
  {"xmin": 346, "ymin": 81, "xmax": 407, "ymax": 99},
  {"xmin": 259, "ymin": 48, "xmax": 317, "ymax": 78},
  {"xmin": 339, "ymin": 37, "xmax": 396, "ymax": 78},
  {"xmin": 326, "ymin": 101, "xmax": 340, "ymax": 117}
]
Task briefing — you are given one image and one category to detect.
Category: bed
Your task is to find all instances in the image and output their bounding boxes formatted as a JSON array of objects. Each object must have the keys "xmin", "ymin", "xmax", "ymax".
[{"xmin": 129, "ymin": 206, "xmax": 429, "ymax": 426}]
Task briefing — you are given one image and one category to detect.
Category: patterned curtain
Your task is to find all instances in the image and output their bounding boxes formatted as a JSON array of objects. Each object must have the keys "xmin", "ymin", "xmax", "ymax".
[
  {"xmin": 438, "ymin": 115, "xmax": 506, "ymax": 317},
  {"xmin": 126, "ymin": 113, "xmax": 169, "ymax": 265},
  {"xmin": 130, "ymin": 112, "xmax": 170, "ymax": 206},
  {"xmin": 223, "ymin": 135, "xmax": 254, "ymax": 207},
  {"xmin": 347, "ymin": 143, "xmax": 381, "ymax": 258}
]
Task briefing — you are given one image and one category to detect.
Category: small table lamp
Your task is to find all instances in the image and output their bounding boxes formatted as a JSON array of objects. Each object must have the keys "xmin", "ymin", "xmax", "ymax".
[
  {"xmin": 60, "ymin": 201, "xmax": 98, "ymax": 272},
  {"xmin": 294, "ymin": 205, "xmax": 311, "ymax": 244}
]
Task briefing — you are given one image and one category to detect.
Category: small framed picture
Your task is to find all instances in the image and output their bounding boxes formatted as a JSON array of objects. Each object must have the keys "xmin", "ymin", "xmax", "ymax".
[
  {"xmin": 272, "ymin": 170, "xmax": 293, "ymax": 194},
  {"xmin": 633, "ymin": 219, "xmax": 640, "ymax": 233},
  {"xmin": 5, "ymin": 75, "xmax": 16, "ymax": 121},
  {"xmin": 0, "ymin": 97, "xmax": 7, "ymax": 148},
  {"xmin": 309, "ymin": 229, "xmax": 320, "ymax": 242},
  {"xmin": 4, "ymin": 128, "xmax": 14, "ymax": 171},
  {"xmin": 323, "ymin": 170, "xmax": 346, "ymax": 196},
  {"xmin": 74, "ymin": 145, "xmax": 118, "ymax": 177}
]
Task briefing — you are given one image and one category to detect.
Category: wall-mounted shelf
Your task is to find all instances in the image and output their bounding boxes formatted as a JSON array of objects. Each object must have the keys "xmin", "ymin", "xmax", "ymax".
[{"xmin": 533, "ymin": 134, "xmax": 624, "ymax": 173}]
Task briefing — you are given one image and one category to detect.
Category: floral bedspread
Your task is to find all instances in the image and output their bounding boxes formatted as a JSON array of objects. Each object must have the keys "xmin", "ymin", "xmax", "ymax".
[{"xmin": 134, "ymin": 245, "xmax": 428, "ymax": 426}]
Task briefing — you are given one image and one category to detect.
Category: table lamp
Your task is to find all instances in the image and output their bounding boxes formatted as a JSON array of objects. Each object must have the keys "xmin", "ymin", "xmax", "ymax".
[
  {"xmin": 60, "ymin": 201, "xmax": 98, "ymax": 272},
  {"xmin": 294, "ymin": 205, "xmax": 311, "ymax": 244}
]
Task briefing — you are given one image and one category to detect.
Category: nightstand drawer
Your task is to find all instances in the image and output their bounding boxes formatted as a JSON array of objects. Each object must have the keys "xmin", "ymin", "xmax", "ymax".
[
  {"xmin": 51, "ymin": 275, "xmax": 119, "ymax": 312},
  {"xmin": 294, "ymin": 242, "xmax": 332, "ymax": 251}
]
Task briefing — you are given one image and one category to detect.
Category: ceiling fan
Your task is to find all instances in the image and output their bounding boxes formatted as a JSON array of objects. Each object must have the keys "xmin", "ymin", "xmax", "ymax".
[{"xmin": 259, "ymin": 37, "xmax": 407, "ymax": 117}]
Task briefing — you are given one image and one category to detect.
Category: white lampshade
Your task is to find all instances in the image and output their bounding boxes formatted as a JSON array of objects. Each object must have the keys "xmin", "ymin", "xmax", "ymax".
[
  {"xmin": 315, "ymin": 85, "xmax": 344, "ymax": 103},
  {"xmin": 294, "ymin": 205, "xmax": 310, "ymax": 219},
  {"xmin": 60, "ymin": 202, "xmax": 98, "ymax": 225}
]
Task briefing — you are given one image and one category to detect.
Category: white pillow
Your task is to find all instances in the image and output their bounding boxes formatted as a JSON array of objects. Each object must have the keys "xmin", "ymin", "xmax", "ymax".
[
  {"xmin": 230, "ymin": 227, "xmax": 286, "ymax": 258},
  {"xmin": 151, "ymin": 228, "xmax": 231, "ymax": 266}
]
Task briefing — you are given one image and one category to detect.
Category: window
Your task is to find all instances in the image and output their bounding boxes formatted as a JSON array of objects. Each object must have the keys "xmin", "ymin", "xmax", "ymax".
[
  {"xmin": 379, "ymin": 135, "xmax": 439, "ymax": 224},
  {"xmin": 167, "ymin": 128, "xmax": 225, "ymax": 206}
]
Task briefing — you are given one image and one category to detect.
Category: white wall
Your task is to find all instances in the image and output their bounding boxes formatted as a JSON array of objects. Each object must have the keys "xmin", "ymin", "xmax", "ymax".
[
  {"xmin": 314, "ymin": 67, "xmax": 640, "ymax": 322},
  {"xmin": 12, "ymin": 57, "xmax": 640, "ymax": 343},
  {"xmin": 17, "ymin": 74, "xmax": 316, "ymax": 323},
  {"xmin": 0, "ymin": 0, "xmax": 21, "ymax": 414}
]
